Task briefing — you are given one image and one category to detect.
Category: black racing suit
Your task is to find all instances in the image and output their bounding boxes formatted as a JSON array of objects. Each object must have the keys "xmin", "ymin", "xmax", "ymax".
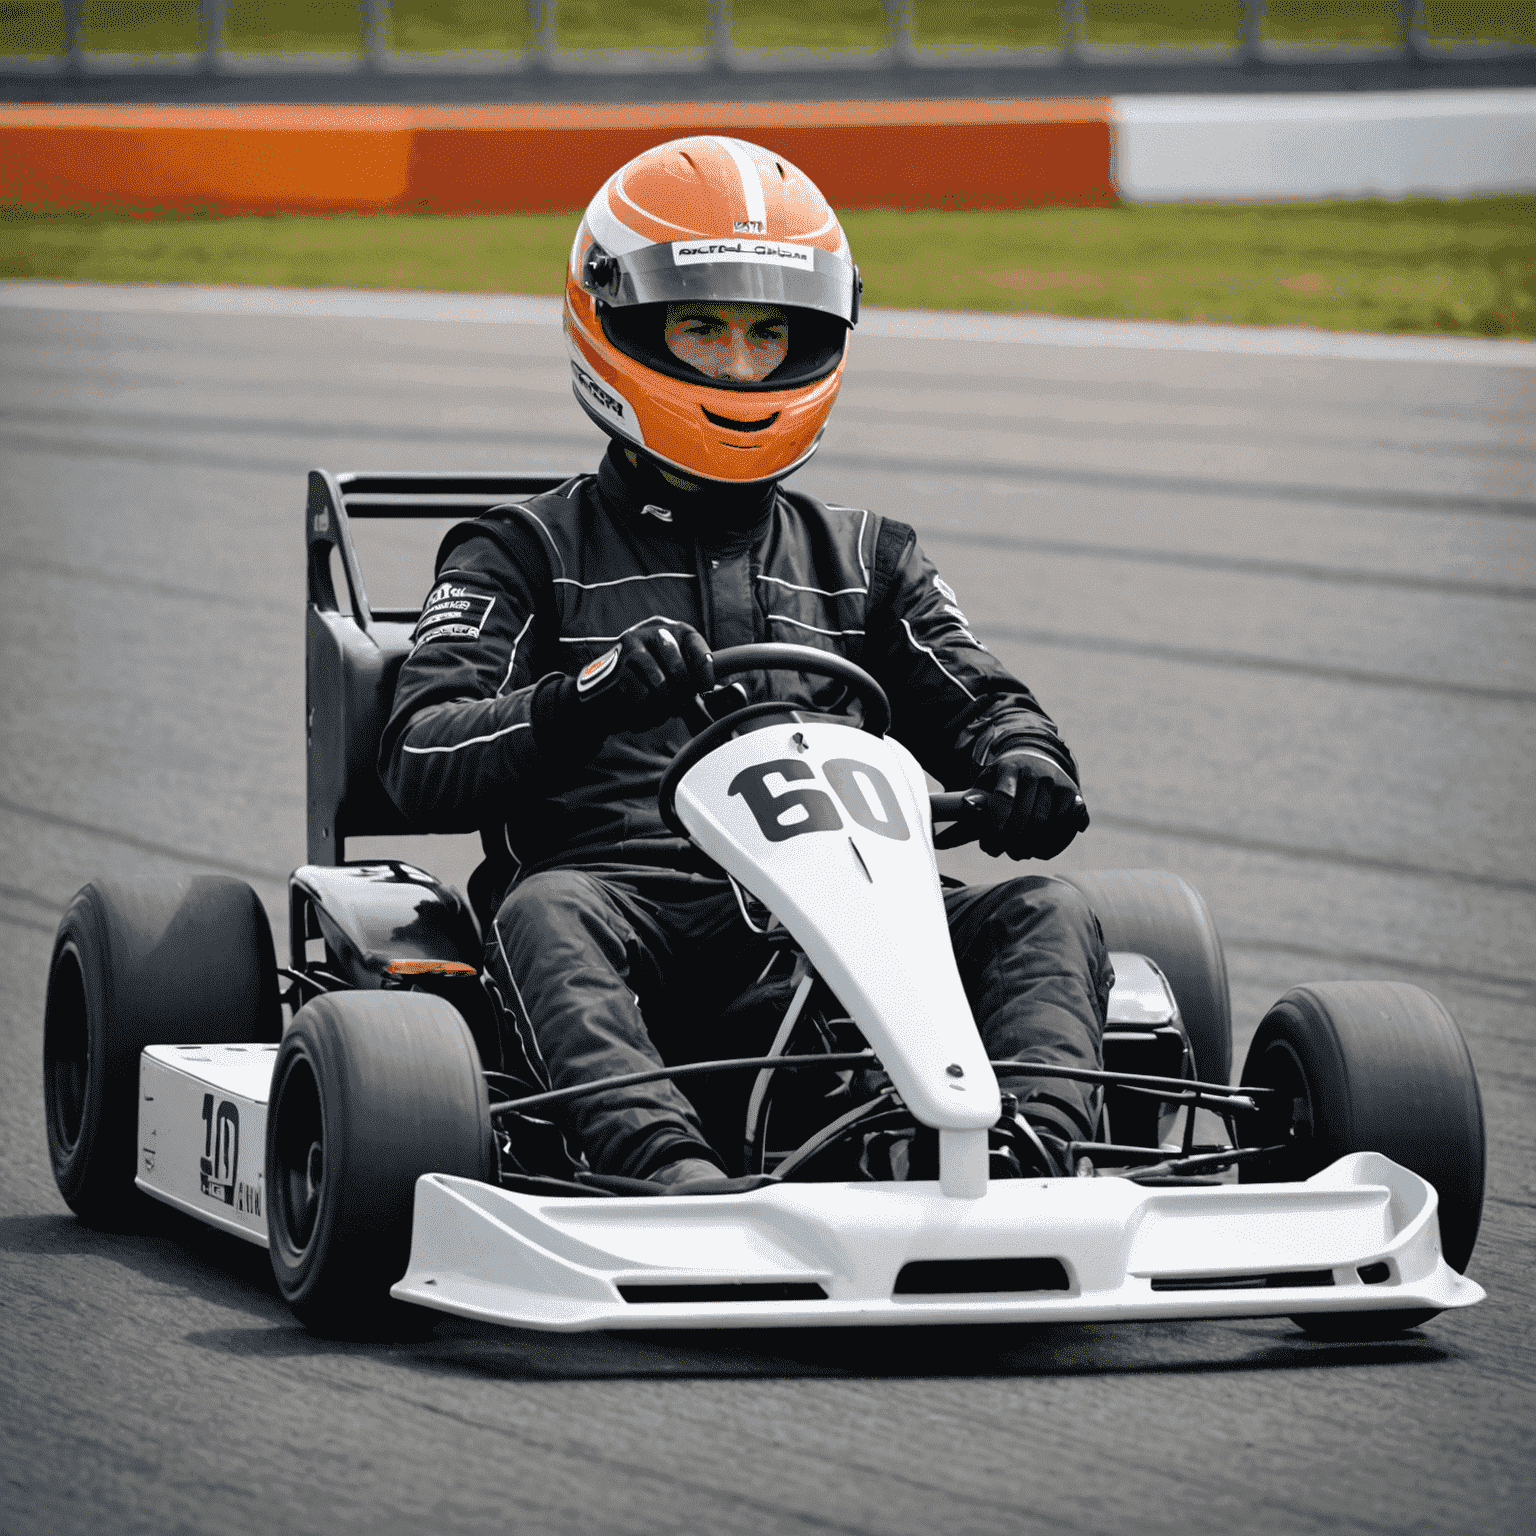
[{"xmin": 381, "ymin": 445, "xmax": 1112, "ymax": 1178}]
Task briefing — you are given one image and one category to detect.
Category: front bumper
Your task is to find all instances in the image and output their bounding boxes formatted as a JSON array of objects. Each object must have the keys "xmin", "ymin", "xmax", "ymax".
[{"xmin": 391, "ymin": 1151, "xmax": 1483, "ymax": 1331}]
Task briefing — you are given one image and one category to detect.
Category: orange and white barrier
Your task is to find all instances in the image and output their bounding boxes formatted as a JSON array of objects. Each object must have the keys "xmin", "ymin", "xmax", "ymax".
[
  {"xmin": 2, "ymin": 90, "xmax": 1531, "ymax": 215},
  {"xmin": 0, "ymin": 99, "xmax": 1117, "ymax": 214}
]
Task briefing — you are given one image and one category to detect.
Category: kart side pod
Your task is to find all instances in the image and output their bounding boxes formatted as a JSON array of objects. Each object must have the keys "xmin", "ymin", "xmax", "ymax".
[
  {"xmin": 671, "ymin": 718, "xmax": 999, "ymax": 1197},
  {"xmin": 287, "ymin": 861, "xmax": 481, "ymax": 989}
]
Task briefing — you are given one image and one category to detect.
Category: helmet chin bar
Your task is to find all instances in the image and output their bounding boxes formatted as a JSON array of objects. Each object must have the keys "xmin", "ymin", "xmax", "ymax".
[
  {"xmin": 640, "ymin": 431, "xmax": 826, "ymax": 490},
  {"xmin": 575, "ymin": 402, "xmax": 827, "ymax": 493}
]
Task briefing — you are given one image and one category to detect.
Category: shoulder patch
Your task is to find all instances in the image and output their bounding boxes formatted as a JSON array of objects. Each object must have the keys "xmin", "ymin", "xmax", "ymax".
[
  {"xmin": 934, "ymin": 575, "xmax": 958, "ymax": 604},
  {"xmin": 412, "ymin": 584, "xmax": 496, "ymax": 650}
]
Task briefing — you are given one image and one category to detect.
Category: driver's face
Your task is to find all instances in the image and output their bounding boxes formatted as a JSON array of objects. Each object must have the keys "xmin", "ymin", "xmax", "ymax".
[{"xmin": 664, "ymin": 301, "xmax": 789, "ymax": 384}]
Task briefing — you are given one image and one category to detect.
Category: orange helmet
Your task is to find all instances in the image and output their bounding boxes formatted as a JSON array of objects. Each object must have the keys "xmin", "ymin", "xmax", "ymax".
[{"xmin": 563, "ymin": 136, "xmax": 860, "ymax": 485}]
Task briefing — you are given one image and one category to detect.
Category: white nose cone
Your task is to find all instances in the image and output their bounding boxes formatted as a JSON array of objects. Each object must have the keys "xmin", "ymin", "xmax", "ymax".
[{"xmin": 674, "ymin": 720, "xmax": 1000, "ymax": 1132}]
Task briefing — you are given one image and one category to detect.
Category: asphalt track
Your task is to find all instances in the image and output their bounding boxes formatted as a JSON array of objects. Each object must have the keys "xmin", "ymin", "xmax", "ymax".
[{"xmin": 1, "ymin": 283, "xmax": 1533, "ymax": 1536}]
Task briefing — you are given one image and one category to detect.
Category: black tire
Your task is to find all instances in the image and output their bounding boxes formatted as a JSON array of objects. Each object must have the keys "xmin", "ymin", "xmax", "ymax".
[
  {"xmin": 43, "ymin": 876, "xmax": 280, "ymax": 1228},
  {"xmin": 1058, "ymin": 869, "xmax": 1232, "ymax": 1084},
  {"xmin": 265, "ymin": 990, "xmax": 491, "ymax": 1336},
  {"xmin": 1238, "ymin": 981, "xmax": 1485, "ymax": 1338}
]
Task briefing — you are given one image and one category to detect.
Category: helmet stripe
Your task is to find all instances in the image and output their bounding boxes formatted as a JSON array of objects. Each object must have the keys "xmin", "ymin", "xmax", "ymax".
[
  {"xmin": 611, "ymin": 170, "xmax": 705, "ymax": 240},
  {"xmin": 588, "ymin": 174, "xmax": 660, "ymax": 253},
  {"xmin": 793, "ymin": 207, "xmax": 850, "ymax": 258},
  {"xmin": 715, "ymin": 137, "xmax": 768, "ymax": 232}
]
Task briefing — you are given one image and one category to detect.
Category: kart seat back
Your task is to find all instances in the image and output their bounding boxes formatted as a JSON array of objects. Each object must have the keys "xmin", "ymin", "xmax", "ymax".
[{"xmin": 304, "ymin": 469, "xmax": 574, "ymax": 865}]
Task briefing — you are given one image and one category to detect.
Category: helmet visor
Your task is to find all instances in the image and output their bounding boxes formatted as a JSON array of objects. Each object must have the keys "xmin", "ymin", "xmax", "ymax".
[{"xmin": 583, "ymin": 238, "xmax": 859, "ymax": 327}]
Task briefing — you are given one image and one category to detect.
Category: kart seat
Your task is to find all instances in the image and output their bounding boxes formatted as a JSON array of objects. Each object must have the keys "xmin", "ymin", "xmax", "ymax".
[{"xmin": 304, "ymin": 469, "xmax": 574, "ymax": 866}]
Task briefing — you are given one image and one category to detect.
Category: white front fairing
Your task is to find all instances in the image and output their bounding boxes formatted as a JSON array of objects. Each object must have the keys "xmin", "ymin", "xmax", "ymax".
[
  {"xmin": 136, "ymin": 1044, "xmax": 277, "ymax": 1246},
  {"xmin": 392, "ymin": 1153, "xmax": 1484, "ymax": 1331},
  {"xmin": 672, "ymin": 720, "xmax": 1000, "ymax": 1136}
]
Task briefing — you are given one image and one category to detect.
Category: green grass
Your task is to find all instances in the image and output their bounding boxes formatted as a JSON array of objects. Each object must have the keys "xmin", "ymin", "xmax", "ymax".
[
  {"xmin": 556, "ymin": 0, "xmax": 702, "ymax": 50},
  {"xmin": 1, "ymin": 0, "xmax": 1529, "ymax": 56},
  {"xmin": 393, "ymin": 0, "xmax": 528, "ymax": 53},
  {"xmin": 912, "ymin": 0, "xmax": 1057, "ymax": 46},
  {"xmin": 4, "ymin": 199, "xmax": 1532, "ymax": 339},
  {"xmin": 850, "ymin": 199, "xmax": 1536, "ymax": 336},
  {"xmin": 1084, "ymin": 0, "xmax": 1243, "ymax": 48},
  {"xmin": 1424, "ymin": 2, "xmax": 1535, "ymax": 43},
  {"xmin": 734, "ymin": 0, "xmax": 887, "ymax": 48}
]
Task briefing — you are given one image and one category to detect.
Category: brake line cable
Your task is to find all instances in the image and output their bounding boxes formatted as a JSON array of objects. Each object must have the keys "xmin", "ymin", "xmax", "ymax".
[
  {"xmin": 488, "ymin": 1050, "xmax": 878, "ymax": 1119},
  {"xmin": 489, "ymin": 1053, "xmax": 1271, "ymax": 1121}
]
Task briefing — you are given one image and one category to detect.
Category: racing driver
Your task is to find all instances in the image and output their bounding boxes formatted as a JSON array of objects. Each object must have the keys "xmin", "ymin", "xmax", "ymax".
[{"xmin": 380, "ymin": 137, "xmax": 1113, "ymax": 1188}]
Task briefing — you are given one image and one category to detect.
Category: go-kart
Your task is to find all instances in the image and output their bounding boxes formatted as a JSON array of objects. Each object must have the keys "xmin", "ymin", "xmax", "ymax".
[{"xmin": 42, "ymin": 470, "xmax": 1487, "ymax": 1340}]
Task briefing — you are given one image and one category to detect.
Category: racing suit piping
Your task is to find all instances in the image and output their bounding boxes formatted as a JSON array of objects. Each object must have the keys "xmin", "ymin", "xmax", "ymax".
[
  {"xmin": 400, "ymin": 719, "xmax": 532, "ymax": 756},
  {"xmin": 497, "ymin": 612, "xmax": 535, "ymax": 695},
  {"xmin": 898, "ymin": 616, "xmax": 976, "ymax": 702}
]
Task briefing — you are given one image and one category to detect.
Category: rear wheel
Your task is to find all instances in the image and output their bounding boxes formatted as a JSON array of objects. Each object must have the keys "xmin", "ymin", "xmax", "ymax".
[
  {"xmin": 265, "ymin": 990, "xmax": 491, "ymax": 1337},
  {"xmin": 43, "ymin": 876, "xmax": 280, "ymax": 1228},
  {"xmin": 1239, "ymin": 981, "xmax": 1485, "ymax": 1338},
  {"xmin": 1058, "ymin": 869, "xmax": 1232, "ymax": 1084}
]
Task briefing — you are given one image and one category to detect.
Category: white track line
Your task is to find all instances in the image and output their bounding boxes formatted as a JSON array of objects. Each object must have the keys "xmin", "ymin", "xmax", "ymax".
[{"xmin": 4, "ymin": 281, "xmax": 1533, "ymax": 368}]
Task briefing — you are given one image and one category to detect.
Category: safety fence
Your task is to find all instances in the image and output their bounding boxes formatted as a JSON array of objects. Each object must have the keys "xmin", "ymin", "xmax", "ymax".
[{"xmin": 5, "ymin": 1, "xmax": 1532, "ymax": 77}]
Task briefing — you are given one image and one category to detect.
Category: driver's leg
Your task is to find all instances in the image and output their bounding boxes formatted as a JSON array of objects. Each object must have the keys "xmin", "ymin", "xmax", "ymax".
[
  {"xmin": 945, "ymin": 875, "xmax": 1113, "ymax": 1143},
  {"xmin": 485, "ymin": 865, "xmax": 762, "ymax": 1179}
]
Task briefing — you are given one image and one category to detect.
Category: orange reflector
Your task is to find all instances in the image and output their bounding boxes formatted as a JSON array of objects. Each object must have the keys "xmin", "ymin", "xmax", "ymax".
[{"xmin": 385, "ymin": 959, "xmax": 477, "ymax": 977}]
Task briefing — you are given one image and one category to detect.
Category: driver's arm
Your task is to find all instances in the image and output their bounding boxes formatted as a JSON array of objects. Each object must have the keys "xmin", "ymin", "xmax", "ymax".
[
  {"xmin": 864, "ymin": 518, "xmax": 1079, "ymax": 791},
  {"xmin": 380, "ymin": 519, "xmax": 714, "ymax": 831},
  {"xmin": 378, "ymin": 520, "xmax": 558, "ymax": 831}
]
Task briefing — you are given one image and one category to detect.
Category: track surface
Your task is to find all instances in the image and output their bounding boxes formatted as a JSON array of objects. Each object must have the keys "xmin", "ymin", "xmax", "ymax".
[{"xmin": 1, "ymin": 286, "xmax": 1532, "ymax": 1535}]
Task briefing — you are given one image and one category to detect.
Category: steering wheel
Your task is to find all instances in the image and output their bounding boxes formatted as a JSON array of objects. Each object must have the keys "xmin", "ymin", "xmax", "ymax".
[{"xmin": 657, "ymin": 643, "xmax": 891, "ymax": 838}]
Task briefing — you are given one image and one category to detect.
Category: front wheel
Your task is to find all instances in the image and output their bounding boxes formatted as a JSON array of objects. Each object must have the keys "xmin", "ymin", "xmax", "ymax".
[
  {"xmin": 1239, "ymin": 980, "xmax": 1485, "ymax": 1338},
  {"xmin": 265, "ymin": 990, "xmax": 491, "ymax": 1336}
]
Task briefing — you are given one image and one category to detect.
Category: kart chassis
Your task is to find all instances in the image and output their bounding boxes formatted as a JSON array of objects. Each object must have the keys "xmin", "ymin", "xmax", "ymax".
[{"xmin": 124, "ymin": 470, "xmax": 1483, "ymax": 1333}]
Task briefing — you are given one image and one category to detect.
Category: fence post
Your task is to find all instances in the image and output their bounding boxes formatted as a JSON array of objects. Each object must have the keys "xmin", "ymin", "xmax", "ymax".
[
  {"xmin": 528, "ymin": 0, "xmax": 556, "ymax": 68},
  {"xmin": 886, "ymin": 0, "xmax": 915, "ymax": 65},
  {"xmin": 199, "ymin": 0, "xmax": 225, "ymax": 71},
  {"xmin": 707, "ymin": 0, "xmax": 733, "ymax": 67},
  {"xmin": 62, "ymin": 0, "xmax": 86, "ymax": 70},
  {"xmin": 1401, "ymin": 0, "xmax": 1425, "ymax": 61},
  {"xmin": 1059, "ymin": 0, "xmax": 1086, "ymax": 64},
  {"xmin": 361, "ymin": 0, "xmax": 388, "ymax": 68},
  {"xmin": 1240, "ymin": 0, "xmax": 1265, "ymax": 63}
]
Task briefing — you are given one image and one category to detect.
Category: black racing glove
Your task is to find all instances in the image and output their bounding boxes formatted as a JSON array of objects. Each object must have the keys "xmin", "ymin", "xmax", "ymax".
[
  {"xmin": 967, "ymin": 751, "xmax": 1090, "ymax": 861},
  {"xmin": 533, "ymin": 618, "xmax": 715, "ymax": 752}
]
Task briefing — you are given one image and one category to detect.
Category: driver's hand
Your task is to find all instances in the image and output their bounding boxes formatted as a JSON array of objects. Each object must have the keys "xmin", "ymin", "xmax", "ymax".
[
  {"xmin": 971, "ymin": 752, "xmax": 1089, "ymax": 861},
  {"xmin": 571, "ymin": 618, "xmax": 714, "ymax": 735}
]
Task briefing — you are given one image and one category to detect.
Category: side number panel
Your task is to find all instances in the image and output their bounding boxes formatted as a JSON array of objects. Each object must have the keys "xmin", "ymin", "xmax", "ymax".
[{"xmin": 138, "ymin": 1046, "xmax": 275, "ymax": 1248}]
